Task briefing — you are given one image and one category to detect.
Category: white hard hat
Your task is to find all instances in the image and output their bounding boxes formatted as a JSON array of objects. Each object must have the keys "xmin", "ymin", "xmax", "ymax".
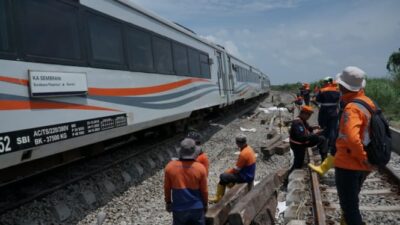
[{"xmin": 336, "ymin": 66, "xmax": 366, "ymax": 91}]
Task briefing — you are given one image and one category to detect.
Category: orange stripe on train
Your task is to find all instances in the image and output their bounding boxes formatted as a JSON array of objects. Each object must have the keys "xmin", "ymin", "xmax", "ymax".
[
  {"xmin": 88, "ymin": 78, "xmax": 209, "ymax": 96},
  {"xmin": 0, "ymin": 100, "xmax": 119, "ymax": 112},
  {"xmin": 0, "ymin": 76, "xmax": 29, "ymax": 86},
  {"xmin": 0, "ymin": 76, "xmax": 210, "ymax": 97}
]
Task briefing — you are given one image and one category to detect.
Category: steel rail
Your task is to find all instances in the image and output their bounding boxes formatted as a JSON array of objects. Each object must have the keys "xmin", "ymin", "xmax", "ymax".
[{"xmin": 307, "ymin": 148, "xmax": 326, "ymax": 225}]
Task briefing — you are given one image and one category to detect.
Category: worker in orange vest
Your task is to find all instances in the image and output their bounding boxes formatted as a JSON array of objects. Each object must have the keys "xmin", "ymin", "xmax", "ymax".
[
  {"xmin": 334, "ymin": 66, "xmax": 374, "ymax": 225},
  {"xmin": 187, "ymin": 131, "xmax": 209, "ymax": 175},
  {"xmin": 164, "ymin": 138, "xmax": 208, "ymax": 225},
  {"xmin": 308, "ymin": 76, "xmax": 341, "ymax": 174},
  {"xmin": 209, "ymin": 134, "xmax": 256, "ymax": 203},
  {"xmin": 300, "ymin": 83, "xmax": 311, "ymax": 105}
]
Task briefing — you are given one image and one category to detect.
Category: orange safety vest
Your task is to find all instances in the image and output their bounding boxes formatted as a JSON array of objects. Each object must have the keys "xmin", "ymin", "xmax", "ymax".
[
  {"xmin": 335, "ymin": 90, "xmax": 375, "ymax": 171},
  {"xmin": 196, "ymin": 152, "xmax": 209, "ymax": 175}
]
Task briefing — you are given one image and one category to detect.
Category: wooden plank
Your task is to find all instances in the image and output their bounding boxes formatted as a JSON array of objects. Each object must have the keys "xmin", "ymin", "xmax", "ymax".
[
  {"xmin": 206, "ymin": 183, "xmax": 250, "ymax": 225},
  {"xmin": 228, "ymin": 173, "xmax": 280, "ymax": 225},
  {"xmin": 274, "ymin": 142, "xmax": 290, "ymax": 155},
  {"xmin": 251, "ymin": 193, "xmax": 278, "ymax": 225},
  {"xmin": 261, "ymin": 135, "xmax": 282, "ymax": 160}
]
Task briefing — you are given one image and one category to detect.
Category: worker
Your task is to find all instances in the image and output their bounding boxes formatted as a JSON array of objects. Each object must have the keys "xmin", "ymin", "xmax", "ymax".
[
  {"xmin": 292, "ymin": 93, "xmax": 304, "ymax": 110},
  {"xmin": 334, "ymin": 66, "xmax": 373, "ymax": 225},
  {"xmin": 187, "ymin": 131, "xmax": 209, "ymax": 175},
  {"xmin": 288, "ymin": 105, "xmax": 326, "ymax": 177},
  {"xmin": 300, "ymin": 83, "xmax": 311, "ymax": 105},
  {"xmin": 209, "ymin": 134, "xmax": 256, "ymax": 203},
  {"xmin": 311, "ymin": 84, "xmax": 320, "ymax": 106},
  {"xmin": 313, "ymin": 84, "xmax": 320, "ymax": 96},
  {"xmin": 308, "ymin": 76, "xmax": 340, "ymax": 171},
  {"xmin": 164, "ymin": 138, "xmax": 208, "ymax": 225}
]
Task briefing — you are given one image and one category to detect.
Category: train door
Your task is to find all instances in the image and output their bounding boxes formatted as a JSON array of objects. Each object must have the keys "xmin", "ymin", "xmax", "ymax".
[
  {"xmin": 216, "ymin": 51, "xmax": 230, "ymax": 104},
  {"xmin": 227, "ymin": 56, "xmax": 235, "ymax": 104}
]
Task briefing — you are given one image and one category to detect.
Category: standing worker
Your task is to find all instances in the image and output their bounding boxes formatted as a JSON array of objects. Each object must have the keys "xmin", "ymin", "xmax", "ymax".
[
  {"xmin": 209, "ymin": 134, "xmax": 256, "ymax": 203},
  {"xmin": 308, "ymin": 76, "xmax": 341, "ymax": 172},
  {"xmin": 300, "ymin": 83, "xmax": 311, "ymax": 105},
  {"xmin": 288, "ymin": 105, "xmax": 326, "ymax": 177},
  {"xmin": 164, "ymin": 138, "xmax": 208, "ymax": 225},
  {"xmin": 187, "ymin": 131, "xmax": 209, "ymax": 175},
  {"xmin": 292, "ymin": 93, "xmax": 304, "ymax": 111},
  {"xmin": 333, "ymin": 66, "xmax": 374, "ymax": 225}
]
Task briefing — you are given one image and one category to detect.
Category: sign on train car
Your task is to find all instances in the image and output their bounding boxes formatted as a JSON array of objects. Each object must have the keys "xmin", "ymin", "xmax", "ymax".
[{"xmin": 29, "ymin": 71, "xmax": 88, "ymax": 97}]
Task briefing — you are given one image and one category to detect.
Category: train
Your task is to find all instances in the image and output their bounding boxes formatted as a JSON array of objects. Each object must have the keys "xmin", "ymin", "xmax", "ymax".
[{"xmin": 0, "ymin": 0, "xmax": 270, "ymax": 171}]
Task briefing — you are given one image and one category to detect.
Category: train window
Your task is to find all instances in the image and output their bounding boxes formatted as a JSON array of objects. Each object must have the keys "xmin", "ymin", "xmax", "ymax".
[
  {"xmin": 87, "ymin": 12, "xmax": 126, "ymax": 68},
  {"xmin": 172, "ymin": 43, "xmax": 189, "ymax": 76},
  {"xmin": 126, "ymin": 27, "xmax": 154, "ymax": 72},
  {"xmin": 188, "ymin": 48, "xmax": 200, "ymax": 77},
  {"xmin": 153, "ymin": 36, "xmax": 174, "ymax": 74},
  {"xmin": 0, "ymin": 0, "xmax": 12, "ymax": 53},
  {"xmin": 19, "ymin": 0, "xmax": 83, "ymax": 62},
  {"xmin": 200, "ymin": 53, "xmax": 210, "ymax": 78}
]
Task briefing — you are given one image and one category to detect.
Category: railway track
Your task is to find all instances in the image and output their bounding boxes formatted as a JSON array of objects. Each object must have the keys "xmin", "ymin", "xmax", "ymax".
[{"xmin": 0, "ymin": 97, "xmax": 264, "ymax": 220}]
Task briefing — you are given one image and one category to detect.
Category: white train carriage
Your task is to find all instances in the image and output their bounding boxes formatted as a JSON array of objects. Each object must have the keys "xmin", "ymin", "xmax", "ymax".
[{"xmin": 0, "ymin": 0, "xmax": 269, "ymax": 170}]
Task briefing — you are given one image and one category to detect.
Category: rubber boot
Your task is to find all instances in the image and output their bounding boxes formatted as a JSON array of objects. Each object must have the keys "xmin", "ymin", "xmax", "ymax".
[
  {"xmin": 308, "ymin": 155, "xmax": 334, "ymax": 176},
  {"xmin": 209, "ymin": 184, "xmax": 226, "ymax": 203}
]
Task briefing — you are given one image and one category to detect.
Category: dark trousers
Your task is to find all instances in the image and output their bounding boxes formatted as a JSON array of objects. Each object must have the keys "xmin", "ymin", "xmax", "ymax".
[
  {"xmin": 289, "ymin": 146, "xmax": 306, "ymax": 175},
  {"xmin": 289, "ymin": 135, "xmax": 326, "ymax": 175},
  {"xmin": 318, "ymin": 108, "xmax": 338, "ymax": 155},
  {"xmin": 173, "ymin": 209, "xmax": 205, "ymax": 225},
  {"xmin": 219, "ymin": 173, "xmax": 245, "ymax": 185},
  {"xmin": 335, "ymin": 167, "xmax": 369, "ymax": 225},
  {"xmin": 304, "ymin": 94, "xmax": 310, "ymax": 105}
]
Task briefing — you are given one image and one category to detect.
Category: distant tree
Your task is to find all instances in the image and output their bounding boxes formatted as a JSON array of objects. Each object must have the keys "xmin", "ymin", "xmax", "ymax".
[
  {"xmin": 386, "ymin": 48, "xmax": 400, "ymax": 87},
  {"xmin": 386, "ymin": 48, "xmax": 400, "ymax": 73}
]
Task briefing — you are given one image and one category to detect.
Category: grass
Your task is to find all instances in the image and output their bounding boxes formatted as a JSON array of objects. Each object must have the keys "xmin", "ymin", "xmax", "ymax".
[
  {"xmin": 365, "ymin": 77, "xmax": 400, "ymax": 124},
  {"xmin": 271, "ymin": 83, "xmax": 300, "ymax": 92}
]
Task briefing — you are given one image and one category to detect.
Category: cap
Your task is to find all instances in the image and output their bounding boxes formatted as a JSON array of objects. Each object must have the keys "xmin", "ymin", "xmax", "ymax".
[
  {"xmin": 178, "ymin": 138, "xmax": 200, "ymax": 159},
  {"xmin": 187, "ymin": 131, "xmax": 202, "ymax": 144},
  {"xmin": 336, "ymin": 66, "xmax": 366, "ymax": 92},
  {"xmin": 301, "ymin": 105, "xmax": 314, "ymax": 114},
  {"xmin": 323, "ymin": 76, "xmax": 333, "ymax": 83},
  {"xmin": 235, "ymin": 134, "xmax": 247, "ymax": 144}
]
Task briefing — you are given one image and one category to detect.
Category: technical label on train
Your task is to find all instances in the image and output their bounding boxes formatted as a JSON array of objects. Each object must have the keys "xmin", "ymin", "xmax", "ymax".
[
  {"xmin": 0, "ymin": 114, "xmax": 127, "ymax": 155},
  {"xmin": 29, "ymin": 70, "xmax": 88, "ymax": 97}
]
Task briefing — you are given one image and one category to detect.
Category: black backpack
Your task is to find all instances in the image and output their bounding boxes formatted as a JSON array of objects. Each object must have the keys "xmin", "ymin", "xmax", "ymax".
[{"xmin": 351, "ymin": 99, "xmax": 392, "ymax": 167}]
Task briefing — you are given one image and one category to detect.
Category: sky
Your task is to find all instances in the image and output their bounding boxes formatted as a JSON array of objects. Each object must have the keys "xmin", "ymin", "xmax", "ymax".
[{"xmin": 129, "ymin": 0, "xmax": 400, "ymax": 84}]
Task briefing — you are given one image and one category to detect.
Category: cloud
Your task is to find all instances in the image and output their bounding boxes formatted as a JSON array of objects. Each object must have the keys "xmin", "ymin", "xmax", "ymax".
[
  {"xmin": 200, "ymin": 35, "xmax": 242, "ymax": 57},
  {"xmin": 128, "ymin": 0, "xmax": 400, "ymax": 84}
]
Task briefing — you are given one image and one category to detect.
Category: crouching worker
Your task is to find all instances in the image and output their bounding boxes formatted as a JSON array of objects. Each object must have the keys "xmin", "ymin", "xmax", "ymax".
[
  {"xmin": 164, "ymin": 138, "xmax": 208, "ymax": 225},
  {"xmin": 288, "ymin": 106, "xmax": 326, "ymax": 177},
  {"xmin": 209, "ymin": 134, "xmax": 256, "ymax": 203}
]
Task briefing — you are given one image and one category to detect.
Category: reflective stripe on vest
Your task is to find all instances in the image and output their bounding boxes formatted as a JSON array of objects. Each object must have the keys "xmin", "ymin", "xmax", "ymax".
[
  {"xmin": 337, "ymin": 102, "xmax": 371, "ymax": 146},
  {"xmin": 289, "ymin": 139, "xmax": 309, "ymax": 145},
  {"xmin": 353, "ymin": 102, "xmax": 371, "ymax": 146},
  {"xmin": 320, "ymin": 103, "xmax": 338, "ymax": 106}
]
